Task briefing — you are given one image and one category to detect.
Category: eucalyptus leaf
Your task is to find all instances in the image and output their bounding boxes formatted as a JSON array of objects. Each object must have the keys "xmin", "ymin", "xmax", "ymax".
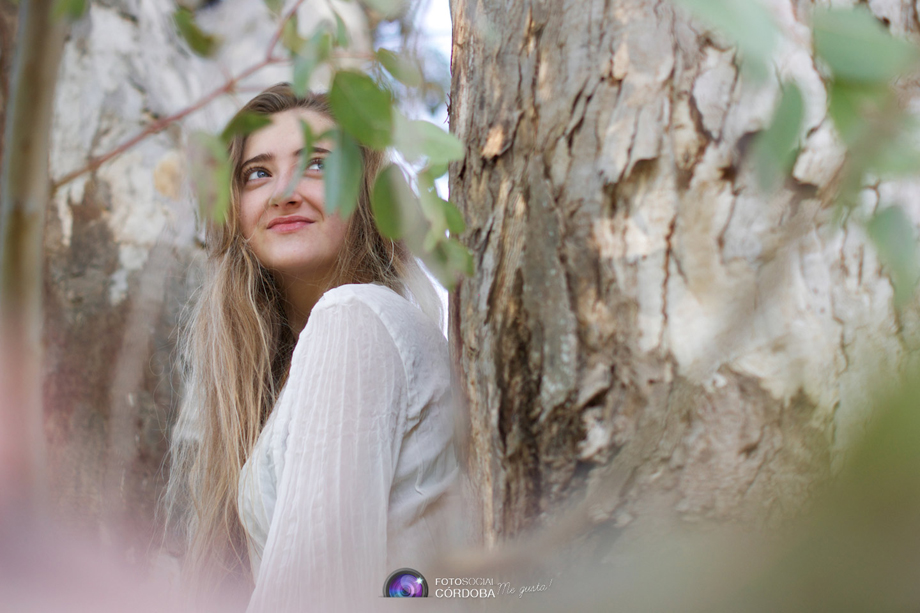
[
  {"xmin": 282, "ymin": 14, "xmax": 306, "ymax": 55},
  {"xmin": 189, "ymin": 132, "xmax": 232, "ymax": 224},
  {"xmin": 371, "ymin": 165, "xmax": 416, "ymax": 239},
  {"xmin": 377, "ymin": 48, "xmax": 423, "ymax": 87},
  {"xmin": 752, "ymin": 83, "xmax": 804, "ymax": 189},
  {"xmin": 442, "ymin": 200, "xmax": 466, "ymax": 235},
  {"xmin": 443, "ymin": 237, "xmax": 474, "ymax": 276},
  {"xmin": 813, "ymin": 7, "xmax": 919, "ymax": 84},
  {"xmin": 292, "ymin": 30, "xmax": 333, "ymax": 97},
  {"xmin": 424, "ymin": 161, "xmax": 449, "ymax": 180},
  {"xmin": 282, "ymin": 120, "xmax": 316, "ymax": 200},
  {"xmin": 867, "ymin": 205, "xmax": 920, "ymax": 306},
  {"xmin": 361, "ymin": 0, "xmax": 405, "ymax": 20},
  {"xmin": 292, "ymin": 55, "xmax": 314, "ymax": 98},
  {"xmin": 672, "ymin": 0, "xmax": 776, "ymax": 79},
  {"xmin": 220, "ymin": 112, "xmax": 272, "ymax": 145},
  {"xmin": 324, "ymin": 129, "xmax": 363, "ymax": 217},
  {"xmin": 173, "ymin": 7, "xmax": 221, "ymax": 57},
  {"xmin": 865, "ymin": 132, "xmax": 920, "ymax": 178},
  {"xmin": 419, "ymin": 187, "xmax": 448, "ymax": 235},
  {"xmin": 53, "ymin": 0, "xmax": 87, "ymax": 21},
  {"xmin": 827, "ymin": 80, "xmax": 887, "ymax": 146},
  {"xmin": 422, "ymin": 237, "xmax": 473, "ymax": 290},
  {"xmin": 329, "ymin": 71, "xmax": 394, "ymax": 149},
  {"xmin": 333, "ymin": 11, "xmax": 350, "ymax": 47},
  {"xmin": 263, "ymin": 0, "xmax": 283, "ymax": 16},
  {"xmin": 394, "ymin": 114, "xmax": 464, "ymax": 164}
]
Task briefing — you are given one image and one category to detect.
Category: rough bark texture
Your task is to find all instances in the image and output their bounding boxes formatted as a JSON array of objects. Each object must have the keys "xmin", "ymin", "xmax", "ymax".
[
  {"xmin": 450, "ymin": 0, "xmax": 920, "ymax": 553},
  {"xmin": 28, "ymin": 0, "xmax": 371, "ymax": 559}
]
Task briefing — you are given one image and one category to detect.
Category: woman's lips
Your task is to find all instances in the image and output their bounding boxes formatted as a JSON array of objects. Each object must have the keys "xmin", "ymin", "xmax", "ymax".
[
  {"xmin": 267, "ymin": 216, "xmax": 315, "ymax": 233},
  {"xmin": 269, "ymin": 220, "xmax": 312, "ymax": 233}
]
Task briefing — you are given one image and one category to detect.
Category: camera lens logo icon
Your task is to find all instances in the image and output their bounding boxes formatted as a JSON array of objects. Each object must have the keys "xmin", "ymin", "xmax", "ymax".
[{"xmin": 383, "ymin": 568, "xmax": 428, "ymax": 597}]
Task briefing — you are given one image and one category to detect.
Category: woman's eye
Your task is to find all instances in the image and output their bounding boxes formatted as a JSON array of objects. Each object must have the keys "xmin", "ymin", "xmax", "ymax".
[
  {"xmin": 307, "ymin": 158, "xmax": 324, "ymax": 172},
  {"xmin": 244, "ymin": 168, "xmax": 270, "ymax": 182}
]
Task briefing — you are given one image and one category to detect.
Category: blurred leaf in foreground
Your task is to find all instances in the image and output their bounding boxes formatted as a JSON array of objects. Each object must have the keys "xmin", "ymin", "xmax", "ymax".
[
  {"xmin": 53, "ymin": 0, "xmax": 87, "ymax": 21},
  {"xmin": 189, "ymin": 132, "xmax": 231, "ymax": 224},
  {"xmin": 371, "ymin": 164, "xmax": 416, "ymax": 239},
  {"xmin": 813, "ymin": 7, "xmax": 919, "ymax": 84},
  {"xmin": 361, "ymin": 0, "xmax": 406, "ymax": 20},
  {"xmin": 329, "ymin": 71, "xmax": 394, "ymax": 149},
  {"xmin": 394, "ymin": 112, "xmax": 464, "ymax": 165},
  {"xmin": 323, "ymin": 129, "xmax": 363, "ymax": 217},
  {"xmin": 173, "ymin": 7, "xmax": 220, "ymax": 57},
  {"xmin": 377, "ymin": 48, "xmax": 424, "ymax": 88},
  {"xmin": 867, "ymin": 205, "xmax": 920, "ymax": 307},
  {"xmin": 752, "ymin": 83, "xmax": 804, "ymax": 190},
  {"xmin": 220, "ymin": 112, "xmax": 272, "ymax": 145},
  {"xmin": 671, "ymin": 0, "xmax": 776, "ymax": 79}
]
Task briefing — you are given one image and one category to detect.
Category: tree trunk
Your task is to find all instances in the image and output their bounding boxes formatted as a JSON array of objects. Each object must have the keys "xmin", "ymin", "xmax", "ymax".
[{"xmin": 449, "ymin": 0, "xmax": 919, "ymax": 554}]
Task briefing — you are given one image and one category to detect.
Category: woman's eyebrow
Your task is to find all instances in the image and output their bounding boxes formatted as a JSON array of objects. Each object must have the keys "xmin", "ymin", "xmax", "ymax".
[
  {"xmin": 242, "ymin": 145, "xmax": 332, "ymax": 170},
  {"xmin": 241, "ymin": 152, "xmax": 274, "ymax": 168}
]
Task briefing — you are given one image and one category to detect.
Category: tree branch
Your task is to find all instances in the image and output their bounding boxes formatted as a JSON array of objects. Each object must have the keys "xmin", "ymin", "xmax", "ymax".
[{"xmin": 51, "ymin": 0, "xmax": 309, "ymax": 191}]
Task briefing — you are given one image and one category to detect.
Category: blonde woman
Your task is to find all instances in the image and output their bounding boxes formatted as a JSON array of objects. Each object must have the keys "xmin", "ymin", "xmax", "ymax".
[{"xmin": 165, "ymin": 83, "xmax": 459, "ymax": 612}]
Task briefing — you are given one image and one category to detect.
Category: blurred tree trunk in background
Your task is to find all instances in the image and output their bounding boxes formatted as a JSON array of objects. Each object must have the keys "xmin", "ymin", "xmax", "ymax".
[
  {"xmin": 0, "ymin": 0, "xmax": 371, "ymax": 562},
  {"xmin": 449, "ymin": 0, "xmax": 920, "ymax": 555}
]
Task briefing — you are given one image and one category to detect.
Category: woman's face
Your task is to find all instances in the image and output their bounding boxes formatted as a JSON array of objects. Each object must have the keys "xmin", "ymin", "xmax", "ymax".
[{"xmin": 238, "ymin": 108, "xmax": 347, "ymax": 285}]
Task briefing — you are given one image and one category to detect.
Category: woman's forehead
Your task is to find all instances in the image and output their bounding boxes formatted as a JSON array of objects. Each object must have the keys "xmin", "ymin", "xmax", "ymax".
[{"xmin": 243, "ymin": 108, "xmax": 336, "ymax": 159}]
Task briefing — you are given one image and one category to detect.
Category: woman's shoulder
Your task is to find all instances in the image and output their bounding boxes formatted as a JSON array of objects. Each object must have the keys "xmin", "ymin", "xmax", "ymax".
[
  {"xmin": 314, "ymin": 283, "xmax": 443, "ymax": 344},
  {"xmin": 316, "ymin": 282, "xmax": 447, "ymax": 383}
]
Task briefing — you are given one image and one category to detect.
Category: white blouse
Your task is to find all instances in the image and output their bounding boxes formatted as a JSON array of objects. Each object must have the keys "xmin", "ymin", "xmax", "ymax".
[{"xmin": 237, "ymin": 283, "xmax": 460, "ymax": 612}]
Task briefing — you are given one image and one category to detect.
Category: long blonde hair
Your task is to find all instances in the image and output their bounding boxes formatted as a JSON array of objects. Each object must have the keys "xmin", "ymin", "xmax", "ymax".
[{"xmin": 163, "ymin": 83, "xmax": 441, "ymax": 593}]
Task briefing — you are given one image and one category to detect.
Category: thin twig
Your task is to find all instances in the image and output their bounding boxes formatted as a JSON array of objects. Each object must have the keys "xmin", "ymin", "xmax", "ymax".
[{"xmin": 51, "ymin": 0, "xmax": 309, "ymax": 191}]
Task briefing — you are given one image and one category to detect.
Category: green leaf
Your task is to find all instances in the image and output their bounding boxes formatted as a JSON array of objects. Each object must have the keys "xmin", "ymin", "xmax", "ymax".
[
  {"xmin": 220, "ymin": 112, "xmax": 272, "ymax": 145},
  {"xmin": 361, "ymin": 0, "xmax": 405, "ymax": 20},
  {"xmin": 333, "ymin": 11, "xmax": 350, "ymax": 47},
  {"xmin": 324, "ymin": 129, "xmax": 364, "ymax": 217},
  {"xmin": 263, "ymin": 0, "xmax": 283, "ymax": 16},
  {"xmin": 291, "ymin": 29, "xmax": 333, "ymax": 97},
  {"xmin": 672, "ymin": 0, "xmax": 776, "ymax": 79},
  {"xmin": 865, "ymin": 131, "xmax": 920, "ymax": 178},
  {"xmin": 173, "ymin": 7, "xmax": 220, "ymax": 58},
  {"xmin": 752, "ymin": 83, "xmax": 804, "ymax": 189},
  {"xmin": 282, "ymin": 14, "xmax": 306, "ymax": 55},
  {"xmin": 371, "ymin": 165, "xmax": 417, "ymax": 239},
  {"xmin": 282, "ymin": 120, "xmax": 316, "ymax": 199},
  {"xmin": 827, "ymin": 80, "xmax": 888, "ymax": 146},
  {"xmin": 292, "ymin": 55, "xmax": 314, "ymax": 98},
  {"xmin": 443, "ymin": 237, "xmax": 474, "ymax": 276},
  {"xmin": 813, "ymin": 7, "xmax": 919, "ymax": 84},
  {"xmin": 421, "ymin": 237, "xmax": 473, "ymax": 290},
  {"xmin": 189, "ymin": 132, "xmax": 231, "ymax": 224},
  {"xmin": 423, "ymin": 161, "xmax": 449, "ymax": 180},
  {"xmin": 417, "ymin": 168, "xmax": 464, "ymax": 235},
  {"xmin": 393, "ymin": 113, "xmax": 464, "ymax": 164},
  {"xmin": 329, "ymin": 71, "xmax": 394, "ymax": 149},
  {"xmin": 53, "ymin": 0, "xmax": 87, "ymax": 21},
  {"xmin": 443, "ymin": 200, "xmax": 466, "ymax": 235},
  {"xmin": 377, "ymin": 48, "xmax": 423, "ymax": 87},
  {"xmin": 867, "ymin": 205, "xmax": 920, "ymax": 306}
]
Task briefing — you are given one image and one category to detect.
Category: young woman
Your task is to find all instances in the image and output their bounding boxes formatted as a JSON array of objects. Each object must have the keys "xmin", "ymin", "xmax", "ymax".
[{"xmin": 165, "ymin": 83, "xmax": 460, "ymax": 611}]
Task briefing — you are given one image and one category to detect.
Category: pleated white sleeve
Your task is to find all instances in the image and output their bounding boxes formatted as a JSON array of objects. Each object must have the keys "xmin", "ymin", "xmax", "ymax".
[{"xmin": 245, "ymin": 297, "xmax": 407, "ymax": 613}]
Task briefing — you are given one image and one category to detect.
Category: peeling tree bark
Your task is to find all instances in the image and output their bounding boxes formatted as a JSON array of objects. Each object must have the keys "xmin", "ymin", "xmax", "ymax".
[{"xmin": 450, "ymin": 0, "xmax": 920, "ymax": 554}]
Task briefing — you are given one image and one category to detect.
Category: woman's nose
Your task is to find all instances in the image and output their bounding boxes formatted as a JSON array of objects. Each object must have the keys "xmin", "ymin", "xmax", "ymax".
[{"xmin": 269, "ymin": 171, "xmax": 303, "ymax": 207}]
